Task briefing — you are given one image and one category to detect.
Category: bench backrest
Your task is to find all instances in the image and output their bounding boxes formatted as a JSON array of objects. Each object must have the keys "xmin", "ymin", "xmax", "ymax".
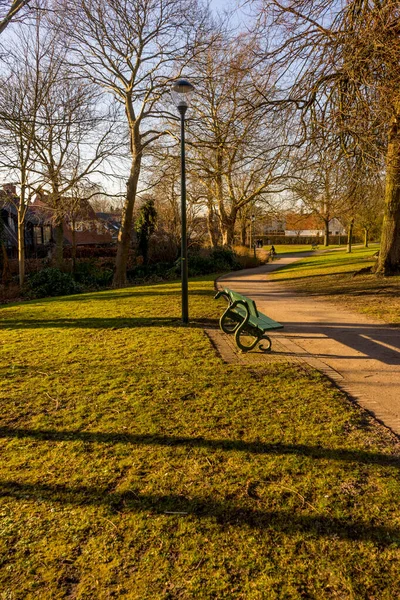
[{"xmin": 224, "ymin": 288, "xmax": 259, "ymax": 318}]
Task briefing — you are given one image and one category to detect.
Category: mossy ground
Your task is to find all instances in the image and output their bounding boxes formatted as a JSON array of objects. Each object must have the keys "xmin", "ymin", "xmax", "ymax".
[
  {"xmin": 1, "ymin": 276, "xmax": 400, "ymax": 599},
  {"xmin": 269, "ymin": 245, "xmax": 400, "ymax": 324}
]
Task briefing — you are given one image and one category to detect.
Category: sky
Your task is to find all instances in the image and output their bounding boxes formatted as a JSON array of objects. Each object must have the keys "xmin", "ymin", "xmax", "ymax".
[
  {"xmin": 209, "ymin": 0, "xmax": 250, "ymax": 30},
  {"xmin": 210, "ymin": 0, "xmax": 231, "ymax": 10}
]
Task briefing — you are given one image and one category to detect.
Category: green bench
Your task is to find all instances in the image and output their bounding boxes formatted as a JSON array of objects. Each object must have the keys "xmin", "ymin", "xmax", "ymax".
[{"xmin": 214, "ymin": 288, "xmax": 284, "ymax": 352}]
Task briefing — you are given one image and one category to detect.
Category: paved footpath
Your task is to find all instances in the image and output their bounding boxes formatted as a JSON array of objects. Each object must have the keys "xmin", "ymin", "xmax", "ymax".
[{"xmin": 217, "ymin": 253, "xmax": 400, "ymax": 436}]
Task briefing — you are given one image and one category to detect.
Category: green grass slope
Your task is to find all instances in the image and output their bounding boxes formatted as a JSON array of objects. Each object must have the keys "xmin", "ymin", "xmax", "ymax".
[{"xmin": 1, "ymin": 277, "xmax": 400, "ymax": 599}]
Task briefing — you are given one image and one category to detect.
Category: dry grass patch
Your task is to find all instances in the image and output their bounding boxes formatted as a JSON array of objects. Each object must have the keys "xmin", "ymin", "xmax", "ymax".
[{"xmin": 269, "ymin": 245, "xmax": 400, "ymax": 324}]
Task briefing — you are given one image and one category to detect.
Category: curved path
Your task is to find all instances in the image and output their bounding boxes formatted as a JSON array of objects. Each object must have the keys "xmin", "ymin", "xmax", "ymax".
[{"xmin": 217, "ymin": 253, "xmax": 400, "ymax": 437}]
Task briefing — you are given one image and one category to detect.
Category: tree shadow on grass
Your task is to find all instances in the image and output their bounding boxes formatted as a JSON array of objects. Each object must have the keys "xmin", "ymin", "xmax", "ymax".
[
  {"xmin": 1, "ymin": 479, "xmax": 399, "ymax": 545},
  {"xmin": 0, "ymin": 317, "xmax": 219, "ymax": 330},
  {"xmin": 1, "ymin": 427, "xmax": 399, "ymax": 469},
  {"xmin": 41, "ymin": 287, "xmax": 215, "ymax": 304}
]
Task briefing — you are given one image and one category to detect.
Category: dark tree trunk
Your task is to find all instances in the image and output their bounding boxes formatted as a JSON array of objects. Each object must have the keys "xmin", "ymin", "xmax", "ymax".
[
  {"xmin": 364, "ymin": 228, "xmax": 369, "ymax": 248},
  {"xmin": 207, "ymin": 201, "xmax": 219, "ymax": 248},
  {"xmin": 347, "ymin": 218, "xmax": 354, "ymax": 253},
  {"xmin": 17, "ymin": 213, "xmax": 25, "ymax": 286},
  {"xmin": 1, "ymin": 242, "xmax": 12, "ymax": 286},
  {"xmin": 72, "ymin": 224, "xmax": 77, "ymax": 271},
  {"xmin": 54, "ymin": 223, "xmax": 64, "ymax": 268},
  {"xmin": 376, "ymin": 111, "xmax": 400, "ymax": 275},
  {"xmin": 113, "ymin": 152, "xmax": 142, "ymax": 287},
  {"xmin": 241, "ymin": 221, "xmax": 247, "ymax": 246},
  {"xmin": 323, "ymin": 219, "xmax": 330, "ymax": 247}
]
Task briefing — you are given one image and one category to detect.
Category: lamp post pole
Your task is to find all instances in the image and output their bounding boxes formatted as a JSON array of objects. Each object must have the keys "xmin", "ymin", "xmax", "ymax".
[
  {"xmin": 171, "ymin": 78, "xmax": 195, "ymax": 324},
  {"xmin": 178, "ymin": 104, "xmax": 189, "ymax": 324}
]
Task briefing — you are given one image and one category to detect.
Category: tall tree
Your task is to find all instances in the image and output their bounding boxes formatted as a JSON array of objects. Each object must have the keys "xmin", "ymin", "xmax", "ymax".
[
  {"xmin": 188, "ymin": 33, "xmax": 292, "ymax": 245},
  {"xmin": 32, "ymin": 74, "xmax": 118, "ymax": 267},
  {"xmin": 256, "ymin": 0, "xmax": 400, "ymax": 274},
  {"xmin": 0, "ymin": 19, "xmax": 56, "ymax": 284},
  {"xmin": 58, "ymin": 0, "xmax": 209, "ymax": 287}
]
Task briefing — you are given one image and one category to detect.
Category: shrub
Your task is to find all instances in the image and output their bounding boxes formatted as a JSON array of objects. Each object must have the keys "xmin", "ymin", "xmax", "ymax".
[
  {"xmin": 73, "ymin": 261, "xmax": 113, "ymax": 288},
  {"xmin": 25, "ymin": 268, "xmax": 82, "ymax": 299},
  {"xmin": 232, "ymin": 246, "xmax": 263, "ymax": 269},
  {"xmin": 210, "ymin": 247, "xmax": 242, "ymax": 270},
  {"xmin": 127, "ymin": 262, "xmax": 174, "ymax": 282},
  {"xmin": 170, "ymin": 247, "xmax": 243, "ymax": 278},
  {"xmin": 63, "ymin": 245, "xmax": 117, "ymax": 259}
]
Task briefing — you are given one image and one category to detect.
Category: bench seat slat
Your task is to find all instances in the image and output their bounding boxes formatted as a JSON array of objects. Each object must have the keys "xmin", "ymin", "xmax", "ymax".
[
  {"xmin": 225, "ymin": 292, "xmax": 283, "ymax": 331},
  {"xmin": 227, "ymin": 291, "xmax": 258, "ymax": 317}
]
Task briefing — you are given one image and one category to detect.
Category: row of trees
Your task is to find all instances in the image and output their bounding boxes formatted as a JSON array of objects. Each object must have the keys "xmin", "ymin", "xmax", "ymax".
[{"xmin": 0, "ymin": 0, "xmax": 398, "ymax": 288}]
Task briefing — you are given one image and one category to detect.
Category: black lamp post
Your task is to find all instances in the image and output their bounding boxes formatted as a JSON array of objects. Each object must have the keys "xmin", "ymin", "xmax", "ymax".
[{"xmin": 171, "ymin": 78, "xmax": 195, "ymax": 324}]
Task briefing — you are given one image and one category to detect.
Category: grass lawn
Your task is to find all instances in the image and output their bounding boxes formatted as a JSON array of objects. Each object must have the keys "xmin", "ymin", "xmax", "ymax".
[
  {"xmin": 1, "ymin": 276, "xmax": 400, "ymax": 599},
  {"xmin": 269, "ymin": 244, "xmax": 343, "ymax": 255},
  {"xmin": 269, "ymin": 245, "xmax": 400, "ymax": 324}
]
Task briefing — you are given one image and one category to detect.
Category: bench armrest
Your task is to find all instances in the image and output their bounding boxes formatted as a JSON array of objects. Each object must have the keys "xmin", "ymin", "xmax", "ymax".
[{"xmin": 214, "ymin": 290, "xmax": 230, "ymax": 302}]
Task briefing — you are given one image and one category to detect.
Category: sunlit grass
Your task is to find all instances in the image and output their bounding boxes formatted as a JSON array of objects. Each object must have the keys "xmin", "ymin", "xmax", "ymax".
[
  {"xmin": 1, "ymin": 275, "xmax": 400, "ymax": 598},
  {"xmin": 268, "ymin": 245, "xmax": 400, "ymax": 324},
  {"xmin": 271, "ymin": 244, "xmax": 343, "ymax": 254}
]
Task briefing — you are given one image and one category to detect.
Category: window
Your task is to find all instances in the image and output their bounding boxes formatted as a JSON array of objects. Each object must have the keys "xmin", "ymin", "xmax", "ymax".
[
  {"xmin": 43, "ymin": 226, "xmax": 52, "ymax": 243},
  {"xmin": 34, "ymin": 226, "xmax": 43, "ymax": 246}
]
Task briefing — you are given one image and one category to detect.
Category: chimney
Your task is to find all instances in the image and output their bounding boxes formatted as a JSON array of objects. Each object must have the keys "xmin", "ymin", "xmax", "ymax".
[{"xmin": 3, "ymin": 183, "xmax": 17, "ymax": 195}]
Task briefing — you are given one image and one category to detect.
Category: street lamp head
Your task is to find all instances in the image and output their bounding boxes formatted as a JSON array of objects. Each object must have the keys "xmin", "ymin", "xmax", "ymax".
[{"xmin": 171, "ymin": 79, "xmax": 195, "ymax": 111}]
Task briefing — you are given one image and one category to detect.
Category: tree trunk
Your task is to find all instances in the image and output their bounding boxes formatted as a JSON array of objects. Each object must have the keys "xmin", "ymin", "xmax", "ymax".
[
  {"xmin": 376, "ymin": 111, "xmax": 400, "ymax": 275},
  {"xmin": 17, "ymin": 212, "xmax": 25, "ymax": 286},
  {"xmin": 113, "ymin": 152, "xmax": 142, "ymax": 287},
  {"xmin": 241, "ymin": 221, "xmax": 247, "ymax": 246},
  {"xmin": 364, "ymin": 228, "xmax": 369, "ymax": 248},
  {"xmin": 221, "ymin": 216, "xmax": 236, "ymax": 246},
  {"xmin": 347, "ymin": 218, "xmax": 354, "ymax": 253},
  {"xmin": 323, "ymin": 219, "xmax": 330, "ymax": 247},
  {"xmin": 72, "ymin": 223, "xmax": 77, "ymax": 271},
  {"xmin": 206, "ymin": 201, "xmax": 219, "ymax": 248},
  {"xmin": 54, "ymin": 222, "xmax": 64, "ymax": 268},
  {"xmin": 1, "ymin": 242, "xmax": 12, "ymax": 287}
]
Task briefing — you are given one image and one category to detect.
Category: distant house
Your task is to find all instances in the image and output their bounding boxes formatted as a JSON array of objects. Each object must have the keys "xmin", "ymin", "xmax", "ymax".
[
  {"xmin": 284, "ymin": 213, "xmax": 346, "ymax": 238},
  {"xmin": 0, "ymin": 185, "xmax": 52, "ymax": 257},
  {"xmin": 95, "ymin": 212, "xmax": 122, "ymax": 242},
  {"xmin": 261, "ymin": 216, "xmax": 285, "ymax": 235},
  {"xmin": 32, "ymin": 192, "xmax": 114, "ymax": 248},
  {"xmin": 1, "ymin": 184, "xmax": 117, "ymax": 257}
]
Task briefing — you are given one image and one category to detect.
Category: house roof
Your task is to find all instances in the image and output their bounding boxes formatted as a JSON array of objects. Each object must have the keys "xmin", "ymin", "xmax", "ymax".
[{"xmin": 285, "ymin": 213, "xmax": 325, "ymax": 231}]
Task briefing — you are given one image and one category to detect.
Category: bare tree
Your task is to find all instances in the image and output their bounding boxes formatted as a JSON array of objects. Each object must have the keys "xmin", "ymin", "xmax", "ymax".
[
  {"xmin": 291, "ymin": 148, "xmax": 350, "ymax": 247},
  {"xmin": 32, "ymin": 73, "xmax": 119, "ymax": 267},
  {"xmin": 187, "ymin": 32, "xmax": 293, "ymax": 246},
  {"xmin": 355, "ymin": 181, "xmax": 384, "ymax": 249},
  {"xmin": 146, "ymin": 152, "xmax": 208, "ymax": 256},
  {"xmin": 255, "ymin": 0, "xmax": 400, "ymax": 275},
  {"xmin": 0, "ymin": 0, "xmax": 31, "ymax": 34},
  {"xmin": 56, "ymin": 0, "xmax": 209, "ymax": 287},
  {"xmin": 0, "ymin": 20, "xmax": 56, "ymax": 284}
]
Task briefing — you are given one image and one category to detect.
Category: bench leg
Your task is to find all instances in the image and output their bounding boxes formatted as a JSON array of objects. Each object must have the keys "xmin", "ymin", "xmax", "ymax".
[
  {"xmin": 220, "ymin": 311, "xmax": 242, "ymax": 335},
  {"xmin": 259, "ymin": 335, "xmax": 272, "ymax": 353},
  {"xmin": 234, "ymin": 327, "xmax": 263, "ymax": 352},
  {"xmin": 234, "ymin": 330, "xmax": 273, "ymax": 353}
]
